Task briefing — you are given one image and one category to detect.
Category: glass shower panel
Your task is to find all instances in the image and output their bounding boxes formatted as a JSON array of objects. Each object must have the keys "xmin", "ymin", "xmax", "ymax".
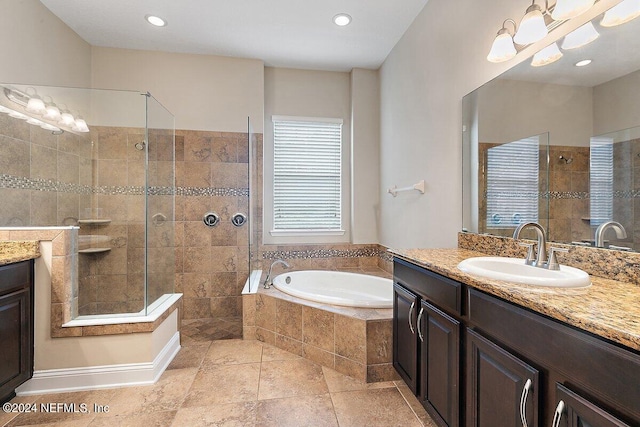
[{"xmin": 145, "ymin": 94, "xmax": 175, "ymax": 314}]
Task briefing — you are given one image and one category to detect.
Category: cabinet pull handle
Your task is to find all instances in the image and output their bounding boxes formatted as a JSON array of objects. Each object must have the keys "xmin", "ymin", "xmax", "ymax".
[
  {"xmin": 551, "ymin": 400, "xmax": 565, "ymax": 427},
  {"xmin": 408, "ymin": 301, "xmax": 415, "ymax": 334},
  {"xmin": 519, "ymin": 378, "xmax": 532, "ymax": 427},
  {"xmin": 416, "ymin": 307, "xmax": 425, "ymax": 342}
]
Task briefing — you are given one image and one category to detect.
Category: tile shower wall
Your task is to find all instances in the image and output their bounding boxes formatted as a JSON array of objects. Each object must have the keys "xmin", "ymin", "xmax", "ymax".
[
  {"xmin": 174, "ymin": 129, "xmax": 250, "ymax": 337},
  {"xmin": 478, "ymin": 143, "xmax": 590, "ymax": 244}
]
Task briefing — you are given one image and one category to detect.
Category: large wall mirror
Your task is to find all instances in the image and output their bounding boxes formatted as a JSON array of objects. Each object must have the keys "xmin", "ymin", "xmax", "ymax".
[{"xmin": 463, "ymin": 1, "xmax": 640, "ymax": 251}]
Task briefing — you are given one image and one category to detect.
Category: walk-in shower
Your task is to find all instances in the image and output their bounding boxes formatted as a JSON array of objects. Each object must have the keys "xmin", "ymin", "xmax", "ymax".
[{"xmin": 0, "ymin": 83, "xmax": 175, "ymax": 319}]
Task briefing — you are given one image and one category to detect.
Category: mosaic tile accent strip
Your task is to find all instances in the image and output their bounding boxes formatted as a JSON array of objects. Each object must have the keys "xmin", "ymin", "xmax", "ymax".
[
  {"xmin": 0, "ymin": 174, "xmax": 247, "ymax": 197},
  {"xmin": 262, "ymin": 247, "xmax": 389, "ymax": 261},
  {"xmin": 175, "ymin": 187, "xmax": 249, "ymax": 197}
]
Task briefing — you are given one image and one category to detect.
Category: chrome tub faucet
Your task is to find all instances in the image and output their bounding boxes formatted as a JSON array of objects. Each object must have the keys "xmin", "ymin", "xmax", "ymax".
[{"xmin": 263, "ymin": 259, "xmax": 290, "ymax": 289}]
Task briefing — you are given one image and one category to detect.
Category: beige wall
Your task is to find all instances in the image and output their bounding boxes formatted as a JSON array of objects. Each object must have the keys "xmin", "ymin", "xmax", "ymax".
[
  {"xmin": 91, "ymin": 47, "xmax": 264, "ymax": 133},
  {"xmin": 478, "ymin": 79, "xmax": 593, "ymax": 147},
  {"xmin": 351, "ymin": 69, "xmax": 380, "ymax": 244},
  {"xmin": 0, "ymin": 0, "xmax": 91, "ymax": 87},
  {"xmin": 378, "ymin": 0, "xmax": 620, "ymax": 249},
  {"xmin": 593, "ymin": 69, "xmax": 640, "ymax": 136},
  {"xmin": 263, "ymin": 67, "xmax": 352, "ymax": 244}
]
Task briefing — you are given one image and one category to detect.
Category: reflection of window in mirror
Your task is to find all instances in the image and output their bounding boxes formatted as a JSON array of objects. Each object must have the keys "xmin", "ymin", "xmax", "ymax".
[
  {"xmin": 486, "ymin": 136, "xmax": 539, "ymax": 229},
  {"xmin": 590, "ymin": 138, "xmax": 613, "ymax": 227}
]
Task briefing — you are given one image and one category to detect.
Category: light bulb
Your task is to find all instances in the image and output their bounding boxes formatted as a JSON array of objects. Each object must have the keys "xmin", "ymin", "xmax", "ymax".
[
  {"xmin": 561, "ymin": 21, "xmax": 599, "ymax": 50},
  {"xmin": 514, "ymin": 4, "xmax": 548, "ymax": 45},
  {"xmin": 333, "ymin": 14, "xmax": 352, "ymax": 26},
  {"xmin": 552, "ymin": 0, "xmax": 595, "ymax": 20},
  {"xmin": 59, "ymin": 111, "xmax": 75, "ymax": 126},
  {"xmin": 487, "ymin": 30, "xmax": 517, "ymax": 63},
  {"xmin": 43, "ymin": 103, "xmax": 61, "ymax": 121},
  {"xmin": 72, "ymin": 118, "xmax": 90, "ymax": 133},
  {"xmin": 600, "ymin": 0, "xmax": 640, "ymax": 27},
  {"xmin": 531, "ymin": 43, "xmax": 563, "ymax": 67},
  {"xmin": 26, "ymin": 95, "xmax": 46, "ymax": 115}
]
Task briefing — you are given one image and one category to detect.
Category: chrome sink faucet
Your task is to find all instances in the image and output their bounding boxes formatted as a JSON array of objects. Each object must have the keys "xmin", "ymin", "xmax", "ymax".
[
  {"xmin": 594, "ymin": 221, "xmax": 627, "ymax": 248},
  {"xmin": 513, "ymin": 222, "xmax": 548, "ymax": 268},
  {"xmin": 263, "ymin": 259, "xmax": 290, "ymax": 289}
]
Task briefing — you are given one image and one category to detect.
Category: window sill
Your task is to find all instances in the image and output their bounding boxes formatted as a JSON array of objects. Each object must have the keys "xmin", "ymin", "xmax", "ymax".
[{"xmin": 270, "ymin": 229, "xmax": 346, "ymax": 237}]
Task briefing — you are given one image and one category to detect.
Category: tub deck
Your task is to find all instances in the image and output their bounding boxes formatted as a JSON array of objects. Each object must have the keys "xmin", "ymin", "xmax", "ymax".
[{"xmin": 243, "ymin": 267, "xmax": 398, "ymax": 383}]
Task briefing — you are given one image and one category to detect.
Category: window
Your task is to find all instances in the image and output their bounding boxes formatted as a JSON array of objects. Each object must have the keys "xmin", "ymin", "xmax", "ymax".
[
  {"xmin": 271, "ymin": 116, "xmax": 343, "ymax": 234},
  {"xmin": 590, "ymin": 138, "xmax": 613, "ymax": 226},
  {"xmin": 486, "ymin": 136, "xmax": 540, "ymax": 228}
]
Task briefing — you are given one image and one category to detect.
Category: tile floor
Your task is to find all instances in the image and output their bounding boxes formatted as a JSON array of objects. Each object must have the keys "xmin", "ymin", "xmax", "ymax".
[{"xmin": 2, "ymin": 330, "xmax": 437, "ymax": 427}]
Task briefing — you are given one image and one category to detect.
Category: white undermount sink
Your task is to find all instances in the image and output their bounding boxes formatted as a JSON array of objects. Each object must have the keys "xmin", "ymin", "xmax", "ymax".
[{"xmin": 457, "ymin": 257, "xmax": 591, "ymax": 288}]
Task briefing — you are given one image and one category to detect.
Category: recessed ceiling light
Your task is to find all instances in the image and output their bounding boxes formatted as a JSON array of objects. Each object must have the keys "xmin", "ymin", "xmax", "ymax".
[
  {"xmin": 575, "ymin": 59, "xmax": 592, "ymax": 67},
  {"xmin": 145, "ymin": 15, "xmax": 167, "ymax": 27},
  {"xmin": 333, "ymin": 13, "xmax": 352, "ymax": 26}
]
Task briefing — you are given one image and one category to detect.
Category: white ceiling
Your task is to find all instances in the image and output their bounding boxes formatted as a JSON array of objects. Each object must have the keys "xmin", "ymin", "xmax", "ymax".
[{"xmin": 39, "ymin": 0, "xmax": 429, "ymax": 72}]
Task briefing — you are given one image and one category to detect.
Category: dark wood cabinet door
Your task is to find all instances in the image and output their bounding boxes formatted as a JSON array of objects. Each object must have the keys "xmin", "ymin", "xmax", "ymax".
[
  {"xmin": 0, "ymin": 261, "xmax": 34, "ymax": 404},
  {"xmin": 466, "ymin": 329, "xmax": 539, "ymax": 427},
  {"xmin": 0, "ymin": 290, "xmax": 31, "ymax": 402},
  {"xmin": 419, "ymin": 301, "xmax": 460, "ymax": 427},
  {"xmin": 552, "ymin": 383, "xmax": 631, "ymax": 427},
  {"xmin": 393, "ymin": 283, "xmax": 419, "ymax": 393}
]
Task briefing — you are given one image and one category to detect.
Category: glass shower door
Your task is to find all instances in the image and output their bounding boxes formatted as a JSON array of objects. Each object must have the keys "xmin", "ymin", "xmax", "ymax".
[{"xmin": 145, "ymin": 94, "xmax": 175, "ymax": 314}]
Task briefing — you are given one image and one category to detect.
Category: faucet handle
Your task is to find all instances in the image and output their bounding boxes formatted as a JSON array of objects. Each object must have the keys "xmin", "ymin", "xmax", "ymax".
[
  {"xmin": 546, "ymin": 247, "xmax": 569, "ymax": 270},
  {"xmin": 518, "ymin": 242, "xmax": 536, "ymax": 266}
]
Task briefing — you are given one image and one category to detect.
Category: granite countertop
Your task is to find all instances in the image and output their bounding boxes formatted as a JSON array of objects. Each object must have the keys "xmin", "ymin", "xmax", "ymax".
[
  {"xmin": 0, "ymin": 241, "xmax": 40, "ymax": 266},
  {"xmin": 389, "ymin": 248, "xmax": 640, "ymax": 352}
]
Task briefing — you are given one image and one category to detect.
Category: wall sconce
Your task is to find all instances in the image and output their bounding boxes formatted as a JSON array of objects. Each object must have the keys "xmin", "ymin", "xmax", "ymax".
[
  {"xmin": 514, "ymin": 1, "xmax": 549, "ymax": 45},
  {"xmin": 552, "ymin": 0, "xmax": 595, "ymax": 20},
  {"xmin": 487, "ymin": 19, "xmax": 518, "ymax": 63},
  {"xmin": 600, "ymin": 0, "xmax": 640, "ymax": 27},
  {"xmin": 1, "ymin": 87, "xmax": 89, "ymax": 134}
]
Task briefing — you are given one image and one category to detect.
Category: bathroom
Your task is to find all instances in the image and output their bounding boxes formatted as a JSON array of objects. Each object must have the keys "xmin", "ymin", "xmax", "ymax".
[{"xmin": 1, "ymin": 0, "xmax": 639, "ymax": 426}]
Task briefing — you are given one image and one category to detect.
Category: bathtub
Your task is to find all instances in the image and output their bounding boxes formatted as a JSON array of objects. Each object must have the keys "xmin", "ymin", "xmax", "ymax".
[{"xmin": 272, "ymin": 270, "xmax": 393, "ymax": 308}]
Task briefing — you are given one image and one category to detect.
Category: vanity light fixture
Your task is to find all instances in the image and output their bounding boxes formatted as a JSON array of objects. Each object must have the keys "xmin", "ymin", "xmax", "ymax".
[
  {"xmin": 551, "ymin": 0, "xmax": 595, "ymax": 20},
  {"xmin": 25, "ymin": 94, "xmax": 46, "ymax": 115},
  {"xmin": 333, "ymin": 13, "xmax": 352, "ymax": 26},
  {"xmin": 561, "ymin": 21, "xmax": 599, "ymax": 49},
  {"xmin": 487, "ymin": 19, "xmax": 518, "ymax": 63},
  {"xmin": 145, "ymin": 14, "xmax": 167, "ymax": 27},
  {"xmin": 575, "ymin": 59, "xmax": 592, "ymax": 66},
  {"xmin": 42, "ymin": 101, "xmax": 61, "ymax": 121},
  {"xmin": 600, "ymin": 0, "xmax": 640, "ymax": 27},
  {"xmin": 514, "ymin": 1, "xmax": 549, "ymax": 45},
  {"xmin": 531, "ymin": 42, "xmax": 563, "ymax": 66}
]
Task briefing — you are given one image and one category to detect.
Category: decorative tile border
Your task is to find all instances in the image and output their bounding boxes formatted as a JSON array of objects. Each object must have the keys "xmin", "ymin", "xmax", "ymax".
[
  {"xmin": 0, "ymin": 174, "xmax": 248, "ymax": 197},
  {"xmin": 262, "ymin": 246, "xmax": 383, "ymax": 260}
]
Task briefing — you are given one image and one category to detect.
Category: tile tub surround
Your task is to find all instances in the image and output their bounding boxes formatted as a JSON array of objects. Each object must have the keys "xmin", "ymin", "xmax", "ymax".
[
  {"xmin": 389, "ymin": 245, "xmax": 640, "ymax": 352},
  {"xmin": 0, "ymin": 240, "xmax": 40, "ymax": 265},
  {"xmin": 250, "ymin": 270, "xmax": 398, "ymax": 384}
]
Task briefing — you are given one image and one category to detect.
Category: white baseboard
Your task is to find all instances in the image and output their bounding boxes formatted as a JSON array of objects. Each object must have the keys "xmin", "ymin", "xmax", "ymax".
[{"xmin": 16, "ymin": 331, "xmax": 181, "ymax": 395}]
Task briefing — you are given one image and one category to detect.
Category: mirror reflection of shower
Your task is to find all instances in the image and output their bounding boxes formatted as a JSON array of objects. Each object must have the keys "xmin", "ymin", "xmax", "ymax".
[{"xmin": 559, "ymin": 155, "xmax": 573, "ymax": 164}]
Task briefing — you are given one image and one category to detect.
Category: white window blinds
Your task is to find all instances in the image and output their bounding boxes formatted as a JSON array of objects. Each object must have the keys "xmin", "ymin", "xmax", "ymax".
[
  {"xmin": 590, "ymin": 138, "xmax": 613, "ymax": 226},
  {"xmin": 273, "ymin": 117, "xmax": 343, "ymax": 231},
  {"xmin": 486, "ymin": 136, "xmax": 540, "ymax": 228}
]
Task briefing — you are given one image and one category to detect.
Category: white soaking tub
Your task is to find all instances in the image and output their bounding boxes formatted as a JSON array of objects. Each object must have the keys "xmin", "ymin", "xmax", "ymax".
[{"xmin": 272, "ymin": 270, "xmax": 393, "ymax": 308}]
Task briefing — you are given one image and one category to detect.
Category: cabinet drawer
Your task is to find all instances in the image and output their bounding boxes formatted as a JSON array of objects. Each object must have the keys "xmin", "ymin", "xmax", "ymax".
[
  {"xmin": 394, "ymin": 259, "xmax": 461, "ymax": 316},
  {"xmin": 468, "ymin": 288, "xmax": 640, "ymax": 421},
  {"xmin": 0, "ymin": 261, "xmax": 32, "ymax": 296}
]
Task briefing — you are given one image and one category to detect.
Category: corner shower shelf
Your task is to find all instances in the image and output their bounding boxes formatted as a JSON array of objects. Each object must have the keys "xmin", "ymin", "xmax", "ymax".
[
  {"xmin": 78, "ymin": 219, "xmax": 112, "ymax": 225},
  {"xmin": 78, "ymin": 248, "xmax": 111, "ymax": 254}
]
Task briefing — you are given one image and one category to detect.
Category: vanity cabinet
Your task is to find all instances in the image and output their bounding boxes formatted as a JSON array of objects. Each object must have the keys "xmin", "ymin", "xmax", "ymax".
[
  {"xmin": 393, "ymin": 258, "xmax": 640, "ymax": 427},
  {"xmin": 0, "ymin": 260, "xmax": 34, "ymax": 403},
  {"xmin": 393, "ymin": 283, "xmax": 419, "ymax": 393},
  {"xmin": 466, "ymin": 329, "xmax": 538, "ymax": 427},
  {"xmin": 393, "ymin": 259, "xmax": 462, "ymax": 427}
]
